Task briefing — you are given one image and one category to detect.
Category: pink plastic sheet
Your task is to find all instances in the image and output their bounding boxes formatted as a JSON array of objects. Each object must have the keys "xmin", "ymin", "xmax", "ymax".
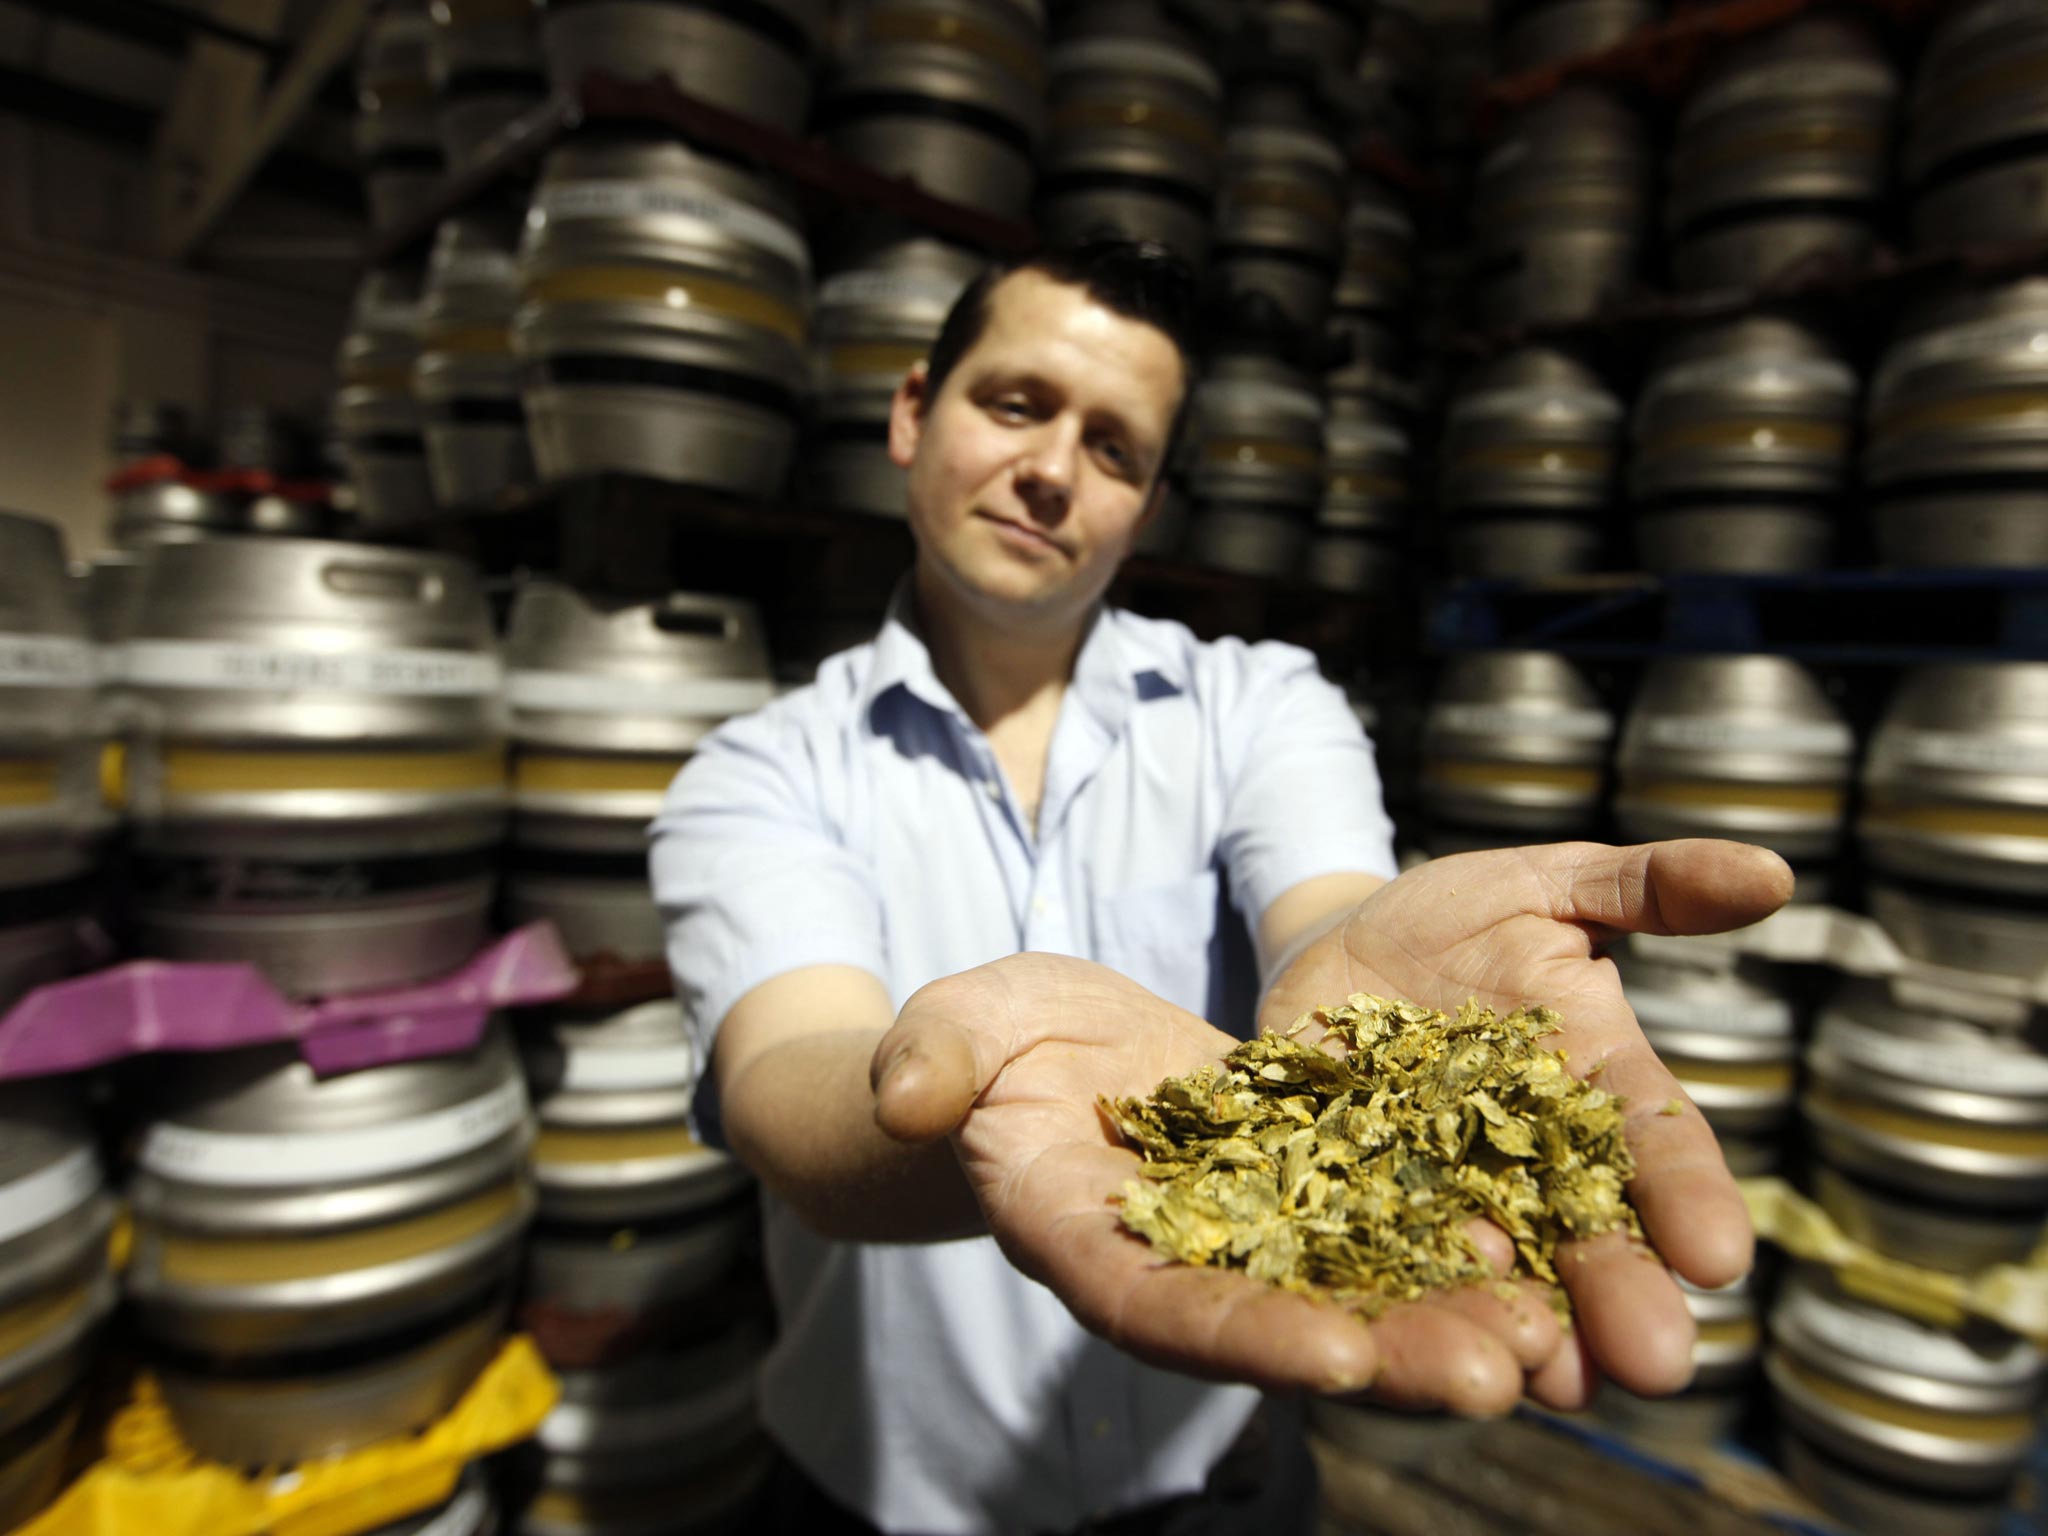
[{"xmin": 0, "ymin": 923, "xmax": 579, "ymax": 1079}]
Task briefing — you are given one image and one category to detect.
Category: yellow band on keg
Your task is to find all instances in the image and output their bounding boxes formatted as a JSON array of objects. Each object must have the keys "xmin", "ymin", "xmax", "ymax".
[
  {"xmin": 0, "ymin": 1273, "xmax": 99, "ymax": 1360},
  {"xmin": 100, "ymin": 743, "xmax": 126, "ymax": 812},
  {"xmin": 421, "ymin": 325, "xmax": 515, "ymax": 356},
  {"xmin": 532, "ymin": 1124, "xmax": 708, "ymax": 1166},
  {"xmin": 341, "ymin": 363, "xmax": 419, "ymax": 394},
  {"xmin": 514, "ymin": 753, "xmax": 684, "ymax": 796},
  {"xmin": 1421, "ymin": 759, "xmax": 1601, "ymax": 795},
  {"xmin": 1861, "ymin": 801, "xmax": 2048, "ymax": 842},
  {"xmin": 1327, "ymin": 474, "xmax": 1406, "ymax": 500},
  {"xmin": 1200, "ymin": 438, "xmax": 1322, "ymax": 471},
  {"xmin": 524, "ymin": 266, "xmax": 806, "ymax": 347},
  {"xmin": 1682, "ymin": 121, "xmax": 1882, "ymax": 181},
  {"xmin": 1673, "ymin": 1059, "xmax": 1796, "ymax": 1091},
  {"xmin": 0, "ymin": 758, "xmax": 57, "ymax": 808},
  {"xmin": 1807, "ymin": 1085, "xmax": 2048, "ymax": 1157},
  {"xmin": 1621, "ymin": 777, "xmax": 1844, "ymax": 815},
  {"xmin": 1872, "ymin": 391, "xmax": 2048, "ymax": 439},
  {"xmin": 827, "ymin": 343, "xmax": 930, "ymax": 379},
  {"xmin": 1694, "ymin": 1316, "xmax": 1760, "ymax": 1351},
  {"xmin": 1049, "ymin": 98, "xmax": 1220, "ymax": 154},
  {"xmin": 1775, "ymin": 1352, "xmax": 2035, "ymax": 1443},
  {"xmin": 1225, "ymin": 177, "xmax": 1341, "ymax": 226},
  {"xmin": 860, "ymin": 9, "xmax": 1047, "ymax": 86},
  {"xmin": 1637, "ymin": 419, "xmax": 1846, "ymax": 457},
  {"xmin": 158, "ymin": 747, "xmax": 506, "ymax": 797},
  {"xmin": 152, "ymin": 1180, "xmax": 526, "ymax": 1287},
  {"xmin": 1456, "ymin": 444, "xmax": 1612, "ymax": 475}
]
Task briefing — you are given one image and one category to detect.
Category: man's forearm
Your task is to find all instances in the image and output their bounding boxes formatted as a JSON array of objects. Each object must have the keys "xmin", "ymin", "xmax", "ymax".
[{"xmin": 720, "ymin": 1031, "xmax": 987, "ymax": 1243}]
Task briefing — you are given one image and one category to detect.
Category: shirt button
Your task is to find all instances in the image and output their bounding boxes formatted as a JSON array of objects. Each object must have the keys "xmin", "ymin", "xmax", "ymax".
[{"xmin": 1092, "ymin": 1417, "xmax": 1113, "ymax": 1441}]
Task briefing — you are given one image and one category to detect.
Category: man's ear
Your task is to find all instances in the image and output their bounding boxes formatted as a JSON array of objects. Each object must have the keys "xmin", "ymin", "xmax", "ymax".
[{"xmin": 887, "ymin": 361, "xmax": 931, "ymax": 471}]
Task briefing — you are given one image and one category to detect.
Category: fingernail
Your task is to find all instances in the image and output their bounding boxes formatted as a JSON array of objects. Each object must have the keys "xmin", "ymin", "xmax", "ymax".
[{"xmin": 873, "ymin": 1047, "xmax": 913, "ymax": 1097}]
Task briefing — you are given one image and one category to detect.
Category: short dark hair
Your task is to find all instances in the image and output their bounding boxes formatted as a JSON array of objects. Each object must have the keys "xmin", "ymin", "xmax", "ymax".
[{"xmin": 919, "ymin": 241, "xmax": 1202, "ymax": 477}]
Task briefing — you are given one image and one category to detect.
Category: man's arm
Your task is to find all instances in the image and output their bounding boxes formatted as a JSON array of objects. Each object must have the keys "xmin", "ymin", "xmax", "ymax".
[
  {"xmin": 1255, "ymin": 870, "xmax": 1387, "ymax": 994},
  {"xmin": 712, "ymin": 963, "xmax": 984, "ymax": 1244}
]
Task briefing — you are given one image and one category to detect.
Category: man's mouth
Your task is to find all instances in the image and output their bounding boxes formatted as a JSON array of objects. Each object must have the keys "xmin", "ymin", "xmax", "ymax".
[{"xmin": 975, "ymin": 510, "xmax": 1068, "ymax": 556}]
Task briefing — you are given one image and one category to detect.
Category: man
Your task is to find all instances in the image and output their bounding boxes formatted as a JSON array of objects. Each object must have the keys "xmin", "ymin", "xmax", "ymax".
[{"xmin": 651, "ymin": 242, "xmax": 1780, "ymax": 1536}]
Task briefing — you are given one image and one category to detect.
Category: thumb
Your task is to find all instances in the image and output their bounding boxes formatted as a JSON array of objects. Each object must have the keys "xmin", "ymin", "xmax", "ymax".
[
  {"xmin": 870, "ymin": 970, "xmax": 1013, "ymax": 1145},
  {"xmin": 1551, "ymin": 838, "xmax": 1794, "ymax": 938}
]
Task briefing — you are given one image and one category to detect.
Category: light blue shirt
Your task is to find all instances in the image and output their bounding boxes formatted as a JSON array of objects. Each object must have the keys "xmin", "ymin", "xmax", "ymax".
[{"xmin": 649, "ymin": 592, "xmax": 1397, "ymax": 1536}]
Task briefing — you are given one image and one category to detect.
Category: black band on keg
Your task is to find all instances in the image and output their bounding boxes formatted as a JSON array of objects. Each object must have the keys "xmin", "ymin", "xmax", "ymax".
[
  {"xmin": 0, "ymin": 873, "xmax": 92, "ymax": 929},
  {"xmin": 539, "ymin": 353, "xmax": 797, "ymax": 417},
  {"xmin": 1866, "ymin": 869, "xmax": 2048, "ymax": 919},
  {"xmin": 818, "ymin": 92, "xmax": 1037, "ymax": 161},
  {"xmin": 351, "ymin": 432, "xmax": 429, "ymax": 457},
  {"xmin": 540, "ymin": 0, "xmax": 814, "ymax": 61},
  {"xmin": 1210, "ymin": 241, "xmax": 1342, "ymax": 278},
  {"xmin": 1819, "ymin": 1163, "xmax": 2048, "ymax": 1225},
  {"xmin": 424, "ymin": 397, "xmax": 529, "ymax": 426},
  {"xmin": 0, "ymin": 1380, "xmax": 78, "ymax": 1466},
  {"xmin": 1912, "ymin": 130, "xmax": 2048, "ymax": 197},
  {"xmin": 134, "ymin": 848, "xmax": 497, "ymax": 905},
  {"xmin": 147, "ymin": 1282, "xmax": 511, "ymax": 1381},
  {"xmin": 1191, "ymin": 499, "xmax": 1318, "ymax": 524},
  {"xmin": 441, "ymin": 68, "xmax": 550, "ymax": 101},
  {"xmin": 814, "ymin": 418, "xmax": 892, "ymax": 446},
  {"xmin": 1870, "ymin": 470, "xmax": 2048, "ymax": 502},
  {"xmin": 1039, "ymin": 169, "xmax": 1214, "ymax": 216},
  {"xmin": 365, "ymin": 146, "xmax": 445, "ymax": 176},
  {"xmin": 506, "ymin": 845, "xmax": 650, "ymax": 883},
  {"xmin": 531, "ymin": 1183, "xmax": 758, "ymax": 1245},
  {"xmin": 1669, "ymin": 196, "xmax": 1875, "ymax": 245},
  {"xmin": 1634, "ymin": 488, "xmax": 1838, "ymax": 514}
]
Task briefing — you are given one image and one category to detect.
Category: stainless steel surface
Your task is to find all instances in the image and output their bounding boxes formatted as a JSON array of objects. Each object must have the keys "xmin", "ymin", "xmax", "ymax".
[
  {"xmin": 358, "ymin": 2, "xmax": 444, "ymax": 234},
  {"xmin": 1812, "ymin": 1163, "xmax": 2047, "ymax": 1277},
  {"xmin": 515, "ymin": 136, "xmax": 811, "ymax": 495},
  {"xmin": 1614, "ymin": 947, "xmax": 1797, "ymax": 1147},
  {"xmin": 1214, "ymin": 119, "xmax": 1345, "ymax": 340},
  {"xmin": 1442, "ymin": 348, "xmax": 1621, "ymax": 513},
  {"xmin": 430, "ymin": 0, "xmax": 546, "ymax": 169},
  {"xmin": 0, "ymin": 1399, "xmax": 81, "ymax": 1536},
  {"xmin": 1907, "ymin": 0, "xmax": 2048, "ymax": 248},
  {"xmin": 540, "ymin": 0, "xmax": 825, "ymax": 134},
  {"xmin": 1496, "ymin": 0, "xmax": 1652, "ymax": 75},
  {"xmin": 1803, "ymin": 978, "xmax": 2048, "ymax": 1208},
  {"xmin": 339, "ymin": 266, "xmax": 438, "ymax": 531},
  {"xmin": 1776, "ymin": 1432, "xmax": 2010, "ymax": 1536},
  {"xmin": 1255, "ymin": 0, "xmax": 1368, "ymax": 65},
  {"xmin": 117, "ymin": 537, "xmax": 506, "ymax": 993},
  {"xmin": 373, "ymin": 1469, "xmax": 498, "ymax": 1536},
  {"xmin": 1866, "ymin": 279, "xmax": 2048, "ymax": 568},
  {"xmin": 811, "ymin": 237, "xmax": 984, "ymax": 518},
  {"xmin": 1768, "ymin": 1264, "xmax": 2042, "ymax": 1497},
  {"xmin": 417, "ymin": 213, "xmax": 534, "ymax": 512},
  {"xmin": 1186, "ymin": 356, "xmax": 1323, "ymax": 577},
  {"xmin": 1613, "ymin": 654, "xmax": 1853, "ymax": 874},
  {"xmin": 534, "ymin": 1325, "xmax": 767, "ymax": 1487},
  {"xmin": 1420, "ymin": 651, "xmax": 1611, "ymax": 836},
  {"xmin": 1666, "ymin": 14, "xmax": 1896, "ymax": 293},
  {"xmin": 110, "ymin": 476, "xmax": 238, "ymax": 549},
  {"xmin": 826, "ymin": 0, "xmax": 1046, "ymax": 220},
  {"xmin": 126, "ymin": 1027, "xmax": 533, "ymax": 1354}
]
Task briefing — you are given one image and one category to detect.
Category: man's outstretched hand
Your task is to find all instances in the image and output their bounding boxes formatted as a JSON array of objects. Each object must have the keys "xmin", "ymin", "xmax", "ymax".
[{"xmin": 870, "ymin": 839, "xmax": 1792, "ymax": 1416}]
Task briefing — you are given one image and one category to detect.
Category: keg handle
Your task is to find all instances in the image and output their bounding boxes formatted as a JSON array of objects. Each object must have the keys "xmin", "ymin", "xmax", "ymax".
[
  {"xmin": 651, "ymin": 599, "xmax": 738, "ymax": 641},
  {"xmin": 321, "ymin": 561, "xmax": 447, "ymax": 605}
]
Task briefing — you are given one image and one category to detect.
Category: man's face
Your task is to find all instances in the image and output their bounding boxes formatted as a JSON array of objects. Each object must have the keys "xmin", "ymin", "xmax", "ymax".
[{"xmin": 888, "ymin": 269, "xmax": 1186, "ymax": 632}]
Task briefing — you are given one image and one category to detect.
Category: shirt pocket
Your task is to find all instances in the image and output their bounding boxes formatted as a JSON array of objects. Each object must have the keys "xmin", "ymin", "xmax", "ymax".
[{"xmin": 1091, "ymin": 869, "xmax": 1221, "ymax": 1020}]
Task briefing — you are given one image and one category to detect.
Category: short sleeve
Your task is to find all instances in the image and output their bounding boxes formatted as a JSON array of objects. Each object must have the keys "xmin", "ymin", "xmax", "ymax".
[
  {"xmin": 648, "ymin": 701, "xmax": 888, "ymax": 1132},
  {"xmin": 1214, "ymin": 645, "xmax": 1398, "ymax": 923}
]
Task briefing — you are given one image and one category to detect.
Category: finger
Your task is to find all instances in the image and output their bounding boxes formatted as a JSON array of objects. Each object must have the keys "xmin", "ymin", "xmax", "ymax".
[
  {"xmin": 1555, "ymin": 1230, "xmax": 1696, "ymax": 1398},
  {"xmin": 1547, "ymin": 839, "xmax": 1794, "ymax": 940},
  {"xmin": 1525, "ymin": 1325, "xmax": 1600, "ymax": 1412},
  {"xmin": 1347, "ymin": 1301, "xmax": 1525, "ymax": 1416},
  {"xmin": 872, "ymin": 970, "xmax": 1010, "ymax": 1144},
  {"xmin": 1431, "ymin": 1280, "xmax": 1563, "ymax": 1372}
]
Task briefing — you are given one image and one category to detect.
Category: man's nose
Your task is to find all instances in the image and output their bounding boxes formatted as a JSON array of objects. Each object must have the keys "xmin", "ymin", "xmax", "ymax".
[{"xmin": 1015, "ymin": 418, "xmax": 1078, "ymax": 522}]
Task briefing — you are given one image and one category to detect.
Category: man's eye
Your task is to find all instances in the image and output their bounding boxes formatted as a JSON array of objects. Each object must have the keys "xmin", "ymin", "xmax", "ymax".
[
  {"xmin": 1093, "ymin": 438, "xmax": 1135, "ymax": 475},
  {"xmin": 990, "ymin": 399, "xmax": 1032, "ymax": 423}
]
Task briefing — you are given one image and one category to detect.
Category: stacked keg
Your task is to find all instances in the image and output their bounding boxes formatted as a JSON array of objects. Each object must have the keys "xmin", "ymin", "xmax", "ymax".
[
  {"xmin": 359, "ymin": 1, "xmax": 445, "ymax": 236},
  {"xmin": 824, "ymin": 0, "xmax": 1048, "ymax": 221},
  {"xmin": 1417, "ymin": 650, "xmax": 1613, "ymax": 854},
  {"xmin": 1326, "ymin": 180, "xmax": 1415, "ymax": 412},
  {"xmin": 1864, "ymin": 278, "xmax": 2048, "ymax": 570},
  {"xmin": 123, "ymin": 1029, "xmax": 534, "ymax": 1466},
  {"xmin": 502, "ymin": 581, "xmax": 774, "ymax": 972},
  {"xmin": 0, "ymin": 515, "xmax": 102, "ymax": 1012},
  {"xmin": 0, "ymin": 1087, "xmax": 115, "ymax": 1530},
  {"xmin": 1494, "ymin": 0, "xmax": 1654, "ymax": 76},
  {"xmin": 417, "ymin": 209, "xmax": 536, "ymax": 512},
  {"xmin": 1311, "ymin": 398, "xmax": 1407, "ymax": 591},
  {"xmin": 218, "ymin": 407, "xmax": 332, "ymax": 541},
  {"xmin": 1629, "ymin": 315, "xmax": 1857, "ymax": 573},
  {"xmin": 1185, "ymin": 350, "xmax": 1326, "ymax": 577},
  {"xmin": 1440, "ymin": 347, "xmax": 1622, "ymax": 577},
  {"xmin": 537, "ymin": 0, "xmax": 825, "ymax": 133},
  {"xmin": 1611, "ymin": 655, "xmax": 1854, "ymax": 902},
  {"xmin": 1768, "ymin": 1265, "xmax": 2044, "ymax": 1536},
  {"xmin": 429, "ymin": 0, "xmax": 548, "ymax": 172},
  {"xmin": 810, "ymin": 235, "xmax": 985, "ymax": 518},
  {"xmin": 113, "ymin": 538, "xmax": 506, "ymax": 996},
  {"xmin": 1665, "ymin": 12, "xmax": 1897, "ymax": 294},
  {"xmin": 106, "ymin": 401, "xmax": 238, "ymax": 549},
  {"xmin": 513, "ymin": 135, "xmax": 812, "ymax": 496},
  {"xmin": 1470, "ymin": 85, "xmax": 1648, "ymax": 331},
  {"xmin": 339, "ymin": 267, "xmax": 440, "ymax": 532},
  {"xmin": 1213, "ymin": 70, "xmax": 1348, "ymax": 347},
  {"xmin": 1857, "ymin": 663, "xmax": 2048, "ymax": 982},
  {"xmin": 1906, "ymin": 0, "xmax": 2048, "ymax": 251},
  {"xmin": 1803, "ymin": 979, "xmax": 2048, "ymax": 1277},
  {"xmin": 1039, "ymin": 1, "xmax": 1224, "ymax": 264}
]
